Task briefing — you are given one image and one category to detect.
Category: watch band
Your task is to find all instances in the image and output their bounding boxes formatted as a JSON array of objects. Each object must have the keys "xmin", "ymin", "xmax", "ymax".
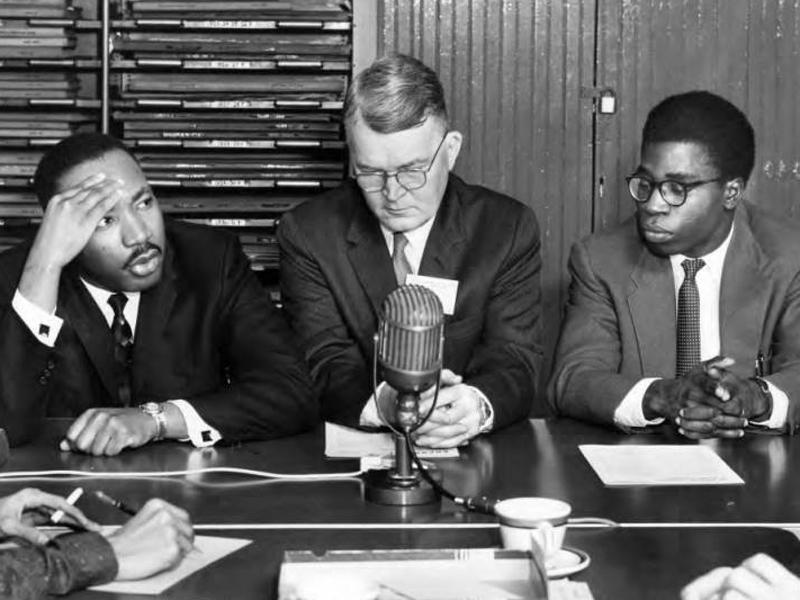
[
  {"xmin": 477, "ymin": 396, "xmax": 493, "ymax": 434},
  {"xmin": 748, "ymin": 377, "xmax": 773, "ymax": 423},
  {"xmin": 140, "ymin": 402, "xmax": 167, "ymax": 441}
]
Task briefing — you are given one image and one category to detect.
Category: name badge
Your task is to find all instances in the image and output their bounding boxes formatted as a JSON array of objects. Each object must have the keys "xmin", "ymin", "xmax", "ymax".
[{"xmin": 405, "ymin": 274, "xmax": 459, "ymax": 315}]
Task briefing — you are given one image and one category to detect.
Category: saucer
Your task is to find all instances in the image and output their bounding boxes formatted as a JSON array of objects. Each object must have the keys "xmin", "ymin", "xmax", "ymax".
[{"xmin": 546, "ymin": 546, "xmax": 591, "ymax": 579}]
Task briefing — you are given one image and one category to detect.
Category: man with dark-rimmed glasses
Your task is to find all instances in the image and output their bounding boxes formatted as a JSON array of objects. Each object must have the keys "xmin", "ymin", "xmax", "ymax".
[
  {"xmin": 549, "ymin": 90, "xmax": 800, "ymax": 438},
  {"xmin": 278, "ymin": 53, "xmax": 543, "ymax": 448}
]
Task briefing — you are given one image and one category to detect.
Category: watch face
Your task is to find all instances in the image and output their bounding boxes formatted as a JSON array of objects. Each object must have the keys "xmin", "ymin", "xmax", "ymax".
[{"xmin": 141, "ymin": 402, "xmax": 160, "ymax": 413}]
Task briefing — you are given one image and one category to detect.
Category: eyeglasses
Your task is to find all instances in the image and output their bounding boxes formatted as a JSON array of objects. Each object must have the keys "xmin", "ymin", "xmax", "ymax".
[
  {"xmin": 626, "ymin": 174, "xmax": 722, "ymax": 207},
  {"xmin": 354, "ymin": 132, "xmax": 449, "ymax": 193}
]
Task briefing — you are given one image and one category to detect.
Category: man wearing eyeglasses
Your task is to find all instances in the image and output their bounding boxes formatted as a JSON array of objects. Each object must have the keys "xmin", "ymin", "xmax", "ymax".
[
  {"xmin": 278, "ymin": 54, "xmax": 542, "ymax": 448},
  {"xmin": 549, "ymin": 90, "xmax": 800, "ymax": 437}
]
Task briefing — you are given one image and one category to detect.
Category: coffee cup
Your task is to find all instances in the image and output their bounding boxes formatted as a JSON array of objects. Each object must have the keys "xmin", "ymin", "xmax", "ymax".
[{"xmin": 494, "ymin": 497, "xmax": 571, "ymax": 562}]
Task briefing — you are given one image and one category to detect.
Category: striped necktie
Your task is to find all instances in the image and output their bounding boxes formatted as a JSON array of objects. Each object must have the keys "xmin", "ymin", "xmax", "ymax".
[
  {"xmin": 108, "ymin": 293, "xmax": 134, "ymax": 406},
  {"xmin": 392, "ymin": 232, "xmax": 412, "ymax": 285}
]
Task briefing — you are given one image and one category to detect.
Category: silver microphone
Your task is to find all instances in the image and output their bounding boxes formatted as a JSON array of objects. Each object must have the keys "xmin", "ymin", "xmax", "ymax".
[
  {"xmin": 377, "ymin": 284, "xmax": 444, "ymax": 395},
  {"xmin": 368, "ymin": 286, "xmax": 496, "ymax": 511},
  {"xmin": 366, "ymin": 285, "xmax": 445, "ymax": 506}
]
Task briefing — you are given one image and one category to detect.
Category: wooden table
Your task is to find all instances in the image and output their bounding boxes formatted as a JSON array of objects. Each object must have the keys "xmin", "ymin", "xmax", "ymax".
[
  {"xmin": 3, "ymin": 419, "xmax": 798, "ymax": 526},
  {"xmin": 3, "ymin": 418, "xmax": 800, "ymax": 598}
]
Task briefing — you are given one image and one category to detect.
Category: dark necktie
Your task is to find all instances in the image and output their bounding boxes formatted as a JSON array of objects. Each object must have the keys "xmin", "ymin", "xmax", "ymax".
[
  {"xmin": 108, "ymin": 293, "xmax": 134, "ymax": 406},
  {"xmin": 392, "ymin": 232, "xmax": 412, "ymax": 285},
  {"xmin": 676, "ymin": 258, "xmax": 705, "ymax": 377}
]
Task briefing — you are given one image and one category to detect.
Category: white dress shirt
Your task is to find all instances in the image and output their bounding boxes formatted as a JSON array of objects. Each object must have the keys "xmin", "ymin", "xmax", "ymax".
[
  {"xmin": 12, "ymin": 280, "xmax": 221, "ymax": 447},
  {"xmin": 358, "ymin": 219, "xmax": 495, "ymax": 432},
  {"xmin": 614, "ymin": 223, "xmax": 788, "ymax": 429}
]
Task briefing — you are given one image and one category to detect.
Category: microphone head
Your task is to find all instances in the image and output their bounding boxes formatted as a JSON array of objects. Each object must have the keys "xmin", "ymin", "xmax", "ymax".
[{"xmin": 377, "ymin": 285, "xmax": 444, "ymax": 393}]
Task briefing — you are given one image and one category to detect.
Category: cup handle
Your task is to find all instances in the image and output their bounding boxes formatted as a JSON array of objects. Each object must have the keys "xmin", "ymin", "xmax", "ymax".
[{"xmin": 529, "ymin": 521, "xmax": 554, "ymax": 559}]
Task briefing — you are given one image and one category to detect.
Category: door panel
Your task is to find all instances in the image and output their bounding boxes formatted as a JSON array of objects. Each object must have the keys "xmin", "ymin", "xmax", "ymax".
[{"xmin": 377, "ymin": 0, "xmax": 596, "ymax": 398}]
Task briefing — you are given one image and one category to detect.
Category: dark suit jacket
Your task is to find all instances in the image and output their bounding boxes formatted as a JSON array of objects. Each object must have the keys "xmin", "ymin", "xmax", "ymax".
[
  {"xmin": 0, "ymin": 220, "xmax": 316, "ymax": 446},
  {"xmin": 548, "ymin": 202, "xmax": 800, "ymax": 433},
  {"xmin": 278, "ymin": 174, "xmax": 543, "ymax": 429}
]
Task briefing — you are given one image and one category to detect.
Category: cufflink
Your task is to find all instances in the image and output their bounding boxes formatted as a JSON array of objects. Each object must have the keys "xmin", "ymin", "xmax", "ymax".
[{"xmin": 38, "ymin": 324, "xmax": 50, "ymax": 336}]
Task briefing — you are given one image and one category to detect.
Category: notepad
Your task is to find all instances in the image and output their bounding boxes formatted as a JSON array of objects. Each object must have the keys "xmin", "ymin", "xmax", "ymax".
[
  {"xmin": 90, "ymin": 535, "xmax": 251, "ymax": 594},
  {"xmin": 579, "ymin": 444, "xmax": 744, "ymax": 486},
  {"xmin": 324, "ymin": 422, "xmax": 459, "ymax": 459}
]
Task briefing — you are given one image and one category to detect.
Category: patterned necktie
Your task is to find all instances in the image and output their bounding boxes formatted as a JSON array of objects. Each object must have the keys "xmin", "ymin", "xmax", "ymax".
[
  {"xmin": 108, "ymin": 293, "xmax": 134, "ymax": 406},
  {"xmin": 392, "ymin": 232, "xmax": 412, "ymax": 285},
  {"xmin": 676, "ymin": 258, "xmax": 705, "ymax": 377}
]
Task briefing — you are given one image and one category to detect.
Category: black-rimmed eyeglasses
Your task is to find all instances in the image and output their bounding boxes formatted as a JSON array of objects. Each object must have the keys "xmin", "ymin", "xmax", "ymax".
[
  {"xmin": 626, "ymin": 174, "xmax": 722, "ymax": 207},
  {"xmin": 354, "ymin": 132, "xmax": 449, "ymax": 193}
]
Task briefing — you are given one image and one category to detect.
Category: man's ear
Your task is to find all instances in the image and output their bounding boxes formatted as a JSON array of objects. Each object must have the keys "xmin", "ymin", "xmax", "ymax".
[
  {"xmin": 722, "ymin": 177, "xmax": 745, "ymax": 210},
  {"xmin": 444, "ymin": 131, "xmax": 463, "ymax": 171}
]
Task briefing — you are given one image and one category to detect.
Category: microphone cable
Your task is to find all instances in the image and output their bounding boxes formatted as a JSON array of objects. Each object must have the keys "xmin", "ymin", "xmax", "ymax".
[{"xmin": 403, "ymin": 431, "xmax": 497, "ymax": 514}]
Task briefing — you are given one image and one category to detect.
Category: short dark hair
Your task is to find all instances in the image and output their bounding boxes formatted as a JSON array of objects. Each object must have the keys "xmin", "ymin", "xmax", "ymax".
[
  {"xmin": 344, "ymin": 53, "xmax": 448, "ymax": 133},
  {"xmin": 641, "ymin": 91, "xmax": 755, "ymax": 184},
  {"xmin": 33, "ymin": 133, "xmax": 136, "ymax": 206}
]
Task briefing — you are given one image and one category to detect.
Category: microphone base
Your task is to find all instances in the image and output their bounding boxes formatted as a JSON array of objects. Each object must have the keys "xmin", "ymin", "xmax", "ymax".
[{"xmin": 363, "ymin": 468, "xmax": 441, "ymax": 506}]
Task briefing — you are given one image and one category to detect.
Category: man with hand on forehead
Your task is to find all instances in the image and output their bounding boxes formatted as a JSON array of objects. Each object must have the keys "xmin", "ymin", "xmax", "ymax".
[
  {"xmin": 279, "ymin": 54, "xmax": 543, "ymax": 448},
  {"xmin": 0, "ymin": 133, "xmax": 315, "ymax": 454}
]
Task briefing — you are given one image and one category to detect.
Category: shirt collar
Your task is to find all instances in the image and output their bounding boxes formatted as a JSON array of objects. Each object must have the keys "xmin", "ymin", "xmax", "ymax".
[
  {"xmin": 380, "ymin": 216, "xmax": 436, "ymax": 254},
  {"xmin": 80, "ymin": 277, "xmax": 140, "ymax": 314},
  {"xmin": 669, "ymin": 221, "xmax": 735, "ymax": 278}
]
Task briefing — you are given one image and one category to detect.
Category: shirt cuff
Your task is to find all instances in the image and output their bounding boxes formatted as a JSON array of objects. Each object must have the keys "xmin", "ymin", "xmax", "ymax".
[
  {"xmin": 167, "ymin": 399, "xmax": 222, "ymax": 447},
  {"xmin": 751, "ymin": 379, "xmax": 789, "ymax": 429},
  {"xmin": 614, "ymin": 377, "xmax": 666, "ymax": 428},
  {"xmin": 467, "ymin": 385, "xmax": 494, "ymax": 433},
  {"xmin": 12, "ymin": 289, "xmax": 63, "ymax": 347}
]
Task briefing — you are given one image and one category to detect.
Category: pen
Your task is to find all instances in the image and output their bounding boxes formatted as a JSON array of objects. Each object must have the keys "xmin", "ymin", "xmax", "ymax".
[
  {"xmin": 94, "ymin": 490, "xmax": 137, "ymax": 516},
  {"xmin": 95, "ymin": 490, "xmax": 202, "ymax": 554},
  {"xmin": 755, "ymin": 352, "xmax": 766, "ymax": 378},
  {"xmin": 50, "ymin": 487, "xmax": 84, "ymax": 524}
]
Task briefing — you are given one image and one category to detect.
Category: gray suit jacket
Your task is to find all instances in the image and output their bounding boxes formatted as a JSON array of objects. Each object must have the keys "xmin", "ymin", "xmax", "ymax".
[{"xmin": 548, "ymin": 202, "xmax": 800, "ymax": 433}]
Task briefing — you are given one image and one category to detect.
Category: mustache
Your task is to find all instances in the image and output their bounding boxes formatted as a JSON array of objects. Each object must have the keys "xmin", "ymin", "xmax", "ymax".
[{"xmin": 124, "ymin": 243, "xmax": 162, "ymax": 268}]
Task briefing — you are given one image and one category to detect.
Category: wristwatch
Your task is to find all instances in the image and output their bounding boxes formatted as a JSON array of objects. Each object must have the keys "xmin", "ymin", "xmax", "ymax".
[
  {"xmin": 749, "ymin": 377, "xmax": 773, "ymax": 423},
  {"xmin": 139, "ymin": 401, "xmax": 167, "ymax": 441},
  {"xmin": 477, "ymin": 396, "xmax": 493, "ymax": 434}
]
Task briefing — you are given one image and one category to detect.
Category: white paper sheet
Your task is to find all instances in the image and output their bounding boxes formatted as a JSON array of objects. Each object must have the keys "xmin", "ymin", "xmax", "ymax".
[
  {"xmin": 324, "ymin": 422, "xmax": 458, "ymax": 459},
  {"xmin": 90, "ymin": 535, "xmax": 251, "ymax": 594},
  {"xmin": 579, "ymin": 444, "xmax": 744, "ymax": 486},
  {"xmin": 549, "ymin": 580, "xmax": 595, "ymax": 600}
]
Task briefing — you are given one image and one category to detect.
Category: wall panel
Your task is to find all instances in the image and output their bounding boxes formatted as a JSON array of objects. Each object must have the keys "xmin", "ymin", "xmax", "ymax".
[
  {"xmin": 595, "ymin": 0, "xmax": 800, "ymax": 228},
  {"xmin": 377, "ymin": 0, "xmax": 596, "ymax": 400}
]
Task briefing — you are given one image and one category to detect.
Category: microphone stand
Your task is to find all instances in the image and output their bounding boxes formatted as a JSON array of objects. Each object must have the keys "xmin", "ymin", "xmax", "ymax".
[{"xmin": 364, "ymin": 351, "xmax": 443, "ymax": 506}]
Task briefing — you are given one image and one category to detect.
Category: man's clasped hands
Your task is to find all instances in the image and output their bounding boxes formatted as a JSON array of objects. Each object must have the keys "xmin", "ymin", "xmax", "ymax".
[{"xmin": 644, "ymin": 356, "xmax": 772, "ymax": 439}]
